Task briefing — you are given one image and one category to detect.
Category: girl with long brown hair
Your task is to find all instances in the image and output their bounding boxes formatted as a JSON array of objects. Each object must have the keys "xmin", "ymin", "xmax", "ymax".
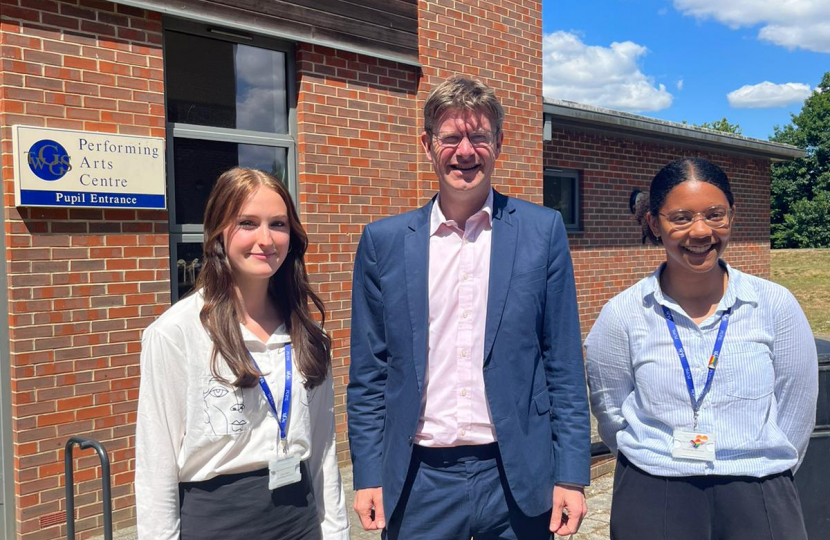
[{"xmin": 136, "ymin": 168, "xmax": 349, "ymax": 540}]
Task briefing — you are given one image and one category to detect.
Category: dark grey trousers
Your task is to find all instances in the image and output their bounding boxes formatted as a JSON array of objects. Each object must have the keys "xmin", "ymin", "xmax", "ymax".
[
  {"xmin": 610, "ymin": 453, "xmax": 808, "ymax": 540},
  {"xmin": 179, "ymin": 463, "xmax": 321, "ymax": 540}
]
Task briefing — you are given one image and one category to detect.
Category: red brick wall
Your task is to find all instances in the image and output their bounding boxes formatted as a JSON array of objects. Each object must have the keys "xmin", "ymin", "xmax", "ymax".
[
  {"xmin": 544, "ymin": 127, "xmax": 772, "ymax": 339},
  {"xmin": 0, "ymin": 1, "xmax": 166, "ymax": 538},
  {"xmin": 417, "ymin": 0, "xmax": 543, "ymax": 197},
  {"xmin": 295, "ymin": 44, "xmax": 421, "ymax": 463}
]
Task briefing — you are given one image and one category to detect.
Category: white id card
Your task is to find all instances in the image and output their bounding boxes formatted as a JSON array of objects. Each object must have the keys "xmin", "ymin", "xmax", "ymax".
[
  {"xmin": 671, "ymin": 429, "xmax": 716, "ymax": 462},
  {"xmin": 269, "ymin": 454, "xmax": 301, "ymax": 490}
]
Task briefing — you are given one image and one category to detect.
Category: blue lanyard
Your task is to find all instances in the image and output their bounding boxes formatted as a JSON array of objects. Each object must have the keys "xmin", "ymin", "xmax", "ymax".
[
  {"xmin": 249, "ymin": 344, "xmax": 292, "ymax": 443},
  {"xmin": 661, "ymin": 306, "xmax": 731, "ymax": 428}
]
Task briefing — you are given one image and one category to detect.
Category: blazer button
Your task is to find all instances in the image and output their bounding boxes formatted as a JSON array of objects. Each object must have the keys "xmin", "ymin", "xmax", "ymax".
[{"xmin": 408, "ymin": 437, "xmax": 414, "ymax": 446}]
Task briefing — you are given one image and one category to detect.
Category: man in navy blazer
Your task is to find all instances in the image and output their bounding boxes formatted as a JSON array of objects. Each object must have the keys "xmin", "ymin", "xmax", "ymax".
[{"xmin": 348, "ymin": 76, "xmax": 590, "ymax": 539}]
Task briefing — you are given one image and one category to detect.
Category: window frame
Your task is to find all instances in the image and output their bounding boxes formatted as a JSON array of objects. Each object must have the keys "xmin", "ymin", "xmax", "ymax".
[
  {"xmin": 163, "ymin": 18, "xmax": 298, "ymax": 300},
  {"xmin": 543, "ymin": 167, "xmax": 581, "ymax": 232}
]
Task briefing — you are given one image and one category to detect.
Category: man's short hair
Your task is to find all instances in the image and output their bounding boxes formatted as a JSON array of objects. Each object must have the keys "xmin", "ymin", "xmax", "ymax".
[{"xmin": 423, "ymin": 75, "xmax": 504, "ymax": 135}]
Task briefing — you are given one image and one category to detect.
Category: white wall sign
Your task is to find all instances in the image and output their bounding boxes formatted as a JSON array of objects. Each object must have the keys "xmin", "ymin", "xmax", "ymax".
[{"xmin": 12, "ymin": 125, "xmax": 166, "ymax": 209}]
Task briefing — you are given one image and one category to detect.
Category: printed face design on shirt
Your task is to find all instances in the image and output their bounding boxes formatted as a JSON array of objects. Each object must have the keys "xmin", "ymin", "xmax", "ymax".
[{"xmin": 203, "ymin": 377, "xmax": 249, "ymax": 436}]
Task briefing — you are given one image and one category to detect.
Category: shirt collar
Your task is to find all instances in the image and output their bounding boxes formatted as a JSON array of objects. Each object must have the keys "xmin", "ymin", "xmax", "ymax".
[
  {"xmin": 429, "ymin": 188, "xmax": 494, "ymax": 236},
  {"xmin": 724, "ymin": 263, "xmax": 759, "ymax": 307},
  {"xmin": 646, "ymin": 260, "xmax": 759, "ymax": 312},
  {"xmin": 240, "ymin": 322, "xmax": 291, "ymax": 348},
  {"xmin": 195, "ymin": 289, "xmax": 292, "ymax": 348}
]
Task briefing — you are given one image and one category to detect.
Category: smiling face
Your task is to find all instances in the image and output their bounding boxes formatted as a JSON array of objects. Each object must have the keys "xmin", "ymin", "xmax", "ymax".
[
  {"xmin": 647, "ymin": 180, "xmax": 735, "ymax": 276},
  {"xmin": 421, "ymin": 107, "xmax": 503, "ymax": 201},
  {"xmin": 222, "ymin": 185, "xmax": 291, "ymax": 287}
]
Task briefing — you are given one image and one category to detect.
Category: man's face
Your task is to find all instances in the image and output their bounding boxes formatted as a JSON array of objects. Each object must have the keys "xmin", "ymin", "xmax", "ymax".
[{"xmin": 421, "ymin": 108, "xmax": 503, "ymax": 199}]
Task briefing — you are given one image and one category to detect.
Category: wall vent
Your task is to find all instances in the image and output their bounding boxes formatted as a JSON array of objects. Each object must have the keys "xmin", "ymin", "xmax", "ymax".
[{"xmin": 40, "ymin": 510, "xmax": 76, "ymax": 529}]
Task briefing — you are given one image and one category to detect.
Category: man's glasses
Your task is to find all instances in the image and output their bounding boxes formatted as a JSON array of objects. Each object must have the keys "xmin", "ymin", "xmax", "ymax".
[
  {"xmin": 429, "ymin": 130, "xmax": 498, "ymax": 149},
  {"xmin": 659, "ymin": 206, "xmax": 732, "ymax": 231}
]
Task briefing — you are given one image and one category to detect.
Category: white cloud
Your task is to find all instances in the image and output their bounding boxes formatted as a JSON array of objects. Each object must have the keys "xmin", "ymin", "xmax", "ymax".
[
  {"xmin": 235, "ymin": 45, "xmax": 286, "ymax": 88},
  {"xmin": 677, "ymin": 79, "xmax": 684, "ymax": 90},
  {"xmin": 237, "ymin": 87, "xmax": 288, "ymax": 132},
  {"xmin": 233, "ymin": 44, "xmax": 289, "ymax": 132},
  {"xmin": 759, "ymin": 22, "xmax": 830, "ymax": 52},
  {"xmin": 543, "ymin": 31, "xmax": 673, "ymax": 112},
  {"xmin": 672, "ymin": 0, "xmax": 830, "ymax": 52},
  {"xmin": 727, "ymin": 81, "xmax": 813, "ymax": 108}
]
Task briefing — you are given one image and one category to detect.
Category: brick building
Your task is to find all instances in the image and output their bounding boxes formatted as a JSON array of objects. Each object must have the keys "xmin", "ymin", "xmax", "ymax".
[
  {"xmin": 542, "ymin": 98, "xmax": 803, "ymax": 338},
  {"xmin": 0, "ymin": 0, "xmax": 802, "ymax": 538}
]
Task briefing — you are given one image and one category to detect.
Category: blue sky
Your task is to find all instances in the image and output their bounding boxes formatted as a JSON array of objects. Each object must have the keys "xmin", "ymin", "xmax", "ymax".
[{"xmin": 542, "ymin": 0, "xmax": 828, "ymax": 140}]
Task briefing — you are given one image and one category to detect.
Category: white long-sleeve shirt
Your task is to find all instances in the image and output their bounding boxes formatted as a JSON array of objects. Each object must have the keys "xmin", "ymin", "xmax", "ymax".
[
  {"xmin": 585, "ymin": 262, "xmax": 817, "ymax": 478},
  {"xmin": 135, "ymin": 293, "xmax": 349, "ymax": 540}
]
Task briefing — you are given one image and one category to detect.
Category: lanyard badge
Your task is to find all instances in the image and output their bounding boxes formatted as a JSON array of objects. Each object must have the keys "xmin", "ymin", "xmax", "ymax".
[
  {"xmin": 662, "ymin": 306, "xmax": 731, "ymax": 462},
  {"xmin": 249, "ymin": 344, "xmax": 302, "ymax": 489}
]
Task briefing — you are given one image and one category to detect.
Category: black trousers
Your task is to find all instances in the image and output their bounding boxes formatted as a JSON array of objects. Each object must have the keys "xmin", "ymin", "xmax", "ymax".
[
  {"xmin": 610, "ymin": 453, "xmax": 808, "ymax": 540},
  {"xmin": 179, "ymin": 462, "xmax": 321, "ymax": 540}
]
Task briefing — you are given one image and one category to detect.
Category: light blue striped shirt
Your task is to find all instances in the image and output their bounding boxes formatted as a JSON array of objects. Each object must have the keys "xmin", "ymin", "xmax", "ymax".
[{"xmin": 585, "ymin": 261, "xmax": 818, "ymax": 477}]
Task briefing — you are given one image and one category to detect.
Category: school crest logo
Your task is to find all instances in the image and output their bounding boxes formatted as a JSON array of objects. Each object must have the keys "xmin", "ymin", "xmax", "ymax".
[{"xmin": 26, "ymin": 139, "xmax": 71, "ymax": 181}]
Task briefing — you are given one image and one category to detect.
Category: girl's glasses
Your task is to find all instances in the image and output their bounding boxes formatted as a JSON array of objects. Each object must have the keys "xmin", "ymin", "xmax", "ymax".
[{"xmin": 659, "ymin": 206, "xmax": 732, "ymax": 231}]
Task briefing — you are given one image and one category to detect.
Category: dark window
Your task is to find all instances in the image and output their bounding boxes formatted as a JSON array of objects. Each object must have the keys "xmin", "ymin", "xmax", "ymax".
[
  {"xmin": 164, "ymin": 20, "xmax": 296, "ymax": 300},
  {"xmin": 172, "ymin": 138, "xmax": 287, "ymax": 226},
  {"xmin": 166, "ymin": 31, "xmax": 288, "ymax": 134},
  {"xmin": 544, "ymin": 169, "xmax": 580, "ymax": 231}
]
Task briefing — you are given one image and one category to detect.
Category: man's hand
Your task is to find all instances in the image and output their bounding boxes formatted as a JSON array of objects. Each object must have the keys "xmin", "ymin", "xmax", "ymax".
[
  {"xmin": 549, "ymin": 485, "xmax": 587, "ymax": 536},
  {"xmin": 354, "ymin": 487, "xmax": 385, "ymax": 531}
]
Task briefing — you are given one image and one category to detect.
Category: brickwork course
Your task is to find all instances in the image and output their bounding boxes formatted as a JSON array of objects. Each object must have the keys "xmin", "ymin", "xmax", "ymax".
[{"xmin": 0, "ymin": 0, "xmax": 793, "ymax": 538}]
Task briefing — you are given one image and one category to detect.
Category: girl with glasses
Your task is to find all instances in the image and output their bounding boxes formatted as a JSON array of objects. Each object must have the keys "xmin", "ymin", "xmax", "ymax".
[{"xmin": 585, "ymin": 157, "xmax": 816, "ymax": 540}]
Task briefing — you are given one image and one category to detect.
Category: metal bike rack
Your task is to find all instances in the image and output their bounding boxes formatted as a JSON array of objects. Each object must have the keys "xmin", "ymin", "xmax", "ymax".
[{"xmin": 64, "ymin": 437, "xmax": 112, "ymax": 540}]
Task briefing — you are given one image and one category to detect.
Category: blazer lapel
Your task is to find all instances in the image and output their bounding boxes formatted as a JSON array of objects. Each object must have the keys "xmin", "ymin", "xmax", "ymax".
[
  {"xmin": 484, "ymin": 191, "xmax": 517, "ymax": 364},
  {"xmin": 404, "ymin": 202, "xmax": 432, "ymax": 393}
]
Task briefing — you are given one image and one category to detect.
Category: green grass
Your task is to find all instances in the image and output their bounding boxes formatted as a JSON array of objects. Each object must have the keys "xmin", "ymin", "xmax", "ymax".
[{"xmin": 770, "ymin": 249, "xmax": 830, "ymax": 336}]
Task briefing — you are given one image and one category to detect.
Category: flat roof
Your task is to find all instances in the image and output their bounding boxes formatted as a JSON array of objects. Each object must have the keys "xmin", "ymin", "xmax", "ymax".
[{"xmin": 544, "ymin": 98, "xmax": 805, "ymax": 161}]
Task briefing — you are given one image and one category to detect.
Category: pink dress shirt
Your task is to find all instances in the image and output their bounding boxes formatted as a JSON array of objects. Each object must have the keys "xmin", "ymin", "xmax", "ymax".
[{"xmin": 415, "ymin": 189, "xmax": 497, "ymax": 447}]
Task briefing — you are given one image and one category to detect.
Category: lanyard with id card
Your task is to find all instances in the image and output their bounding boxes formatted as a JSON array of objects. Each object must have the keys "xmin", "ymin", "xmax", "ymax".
[
  {"xmin": 662, "ymin": 305, "xmax": 731, "ymax": 462},
  {"xmin": 250, "ymin": 344, "xmax": 302, "ymax": 490}
]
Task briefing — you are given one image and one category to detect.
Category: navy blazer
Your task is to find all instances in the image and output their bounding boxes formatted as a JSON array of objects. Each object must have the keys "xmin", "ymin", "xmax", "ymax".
[{"xmin": 347, "ymin": 191, "xmax": 591, "ymax": 518}]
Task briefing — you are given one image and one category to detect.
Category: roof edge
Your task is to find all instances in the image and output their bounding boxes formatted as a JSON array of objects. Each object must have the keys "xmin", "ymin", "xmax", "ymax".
[
  {"xmin": 108, "ymin": 0, "xmax": 422, "ymax": 67},
  {"xmin": 543, "ymin": 98, "xmax": 805, "ymax": 161}
]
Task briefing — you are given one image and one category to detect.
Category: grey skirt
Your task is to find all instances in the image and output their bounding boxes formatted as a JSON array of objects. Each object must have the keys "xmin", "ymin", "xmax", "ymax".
[{"xmin": 179, "ymin": 462, "xmax": 322, "ymax": 540}]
